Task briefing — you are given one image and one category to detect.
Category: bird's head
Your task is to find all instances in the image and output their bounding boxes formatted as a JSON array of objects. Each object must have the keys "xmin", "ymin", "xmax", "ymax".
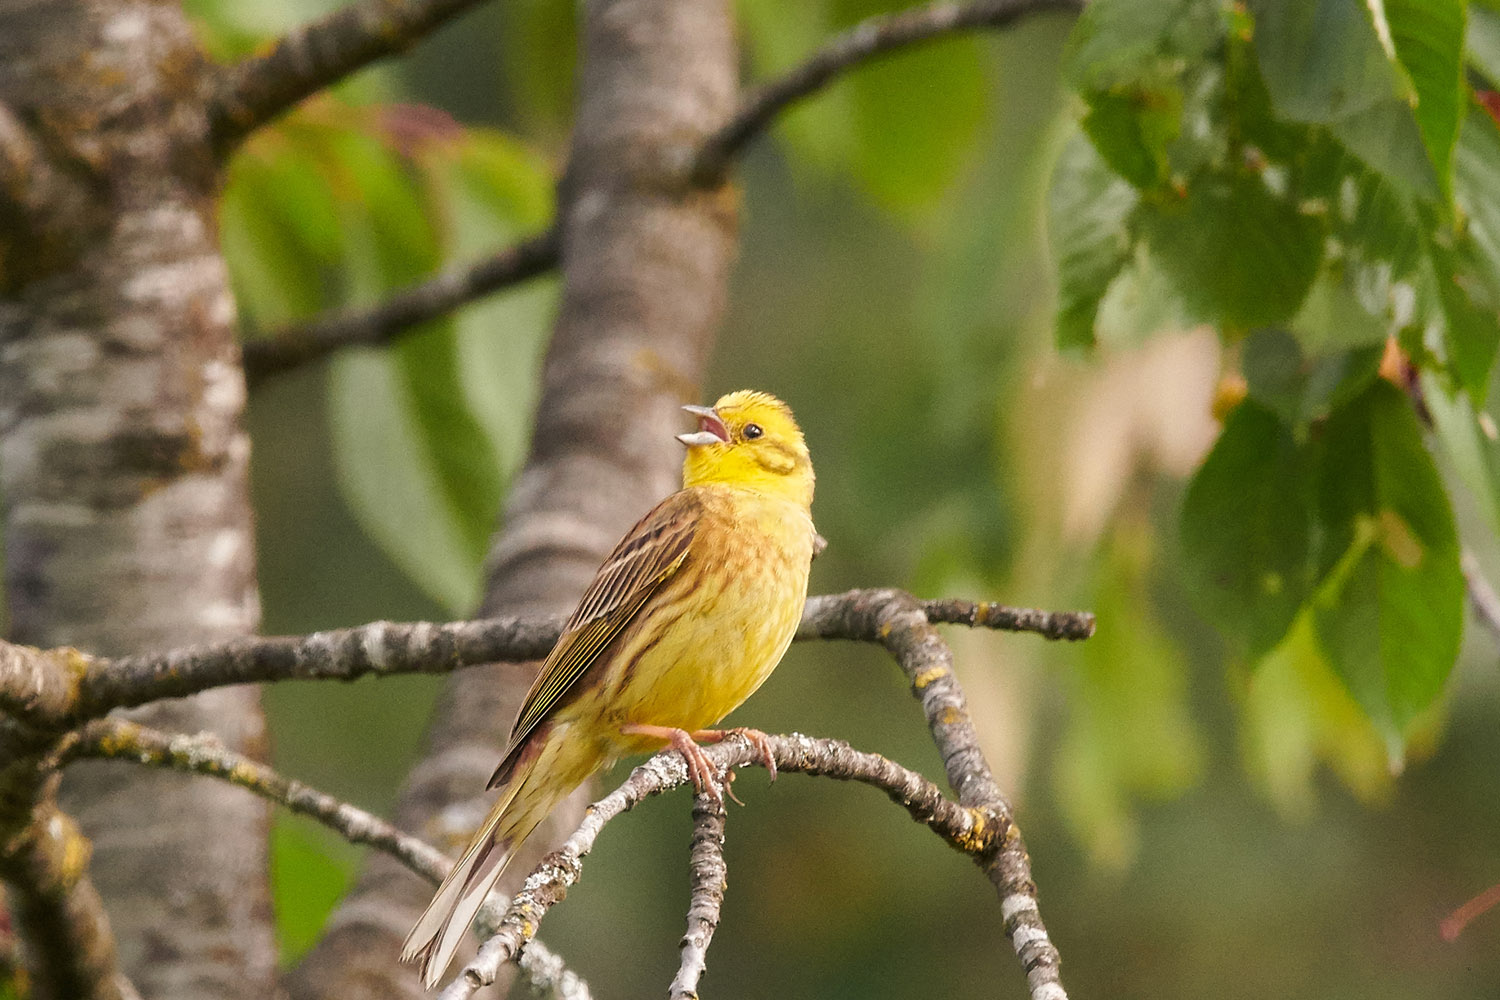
[{"xmin": 677, "ymin": 390, "xmax": 814, "ymax": 509}]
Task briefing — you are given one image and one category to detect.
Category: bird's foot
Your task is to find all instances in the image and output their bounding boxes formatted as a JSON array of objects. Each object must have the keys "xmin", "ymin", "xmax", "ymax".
[
  {"xmin": 691, "ymin": 727, "xmax": 778, "ymax": 783},
  {"xmin": 622, "ymin": 724, "xmax": 726, "ymax": 805}
]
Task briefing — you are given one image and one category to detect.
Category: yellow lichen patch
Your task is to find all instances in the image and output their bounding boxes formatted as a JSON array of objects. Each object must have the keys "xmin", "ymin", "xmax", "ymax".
[
  {"xmin": 951, "ymin": 807, "xmax": 1006, "ymax": 855},
  {"xmin": 59, "ymin": 647, "xmax": 94, "ymax": 707},
  {"xmin": 92, "ymin": 719, "xmax": 143, "ymax": 759},
  {"xmin": 912, "ymin": 665, "xmax": 949, "ymax": 690},
  {"xmin": 54, "ymin": 813, "xmax": 93, "ymax": 886},
  {"xmin": 877, "ymin": 623, "xmax": 893, "ymax": 640},
  {"xmin": 938, "ymin": 706, "xmax": 963, "ymax": 726},
  {"xmin": 228, "ymin": 761, "xmax": 261, "ymax": 788}
]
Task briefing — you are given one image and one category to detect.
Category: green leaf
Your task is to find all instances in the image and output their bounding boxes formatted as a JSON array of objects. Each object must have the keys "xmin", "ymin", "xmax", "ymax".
[
  {"xmin": 1242, "ymin": 327, "xmax": 1383, "ymax": 427},
  {"xmin": 1289, "ymin": 249, "xmax": 1416, "ymax": 358},
  {"xmin": 1054, "ymin": 526, "xmax": 1203, "ymax": 867},
  {"xmin": 328, "ymin": 349, "xmax": 486, "ymax": 612},
  {"xmin": 319, "ymin": 125, "xmax": 549, "ymax": 611},
  {"xmin": 1310, "ymin": 380, "xmax": 1464, "ymax": 755},
  {"xmin": 1422, "ymin": 371, "xmax": 1500, "ymax": 534},
  {"xmin": 1329, "ymin": 98, "xmax": 1442, "ymax": 198},
  {"xmin": 1081, "ymin": 85, "xmax": 1182, "ymax": 189},
  {"xmin": 1139, "ymin": 169, "xmax": 1324, "ymax": 330},
  {"xmin": 1181, "ymin": 400, "xmax": 1313, "ymax": 656},
  {"xmin": 1467, "ymin": 5, "xmax": 1500, "ymax": 86},
  {"xmin": 1047, "ymin": 133, "xmax": 1139, "ymax": 350},
  {"xmin": 1248, "ymin": 0, "xmax": 1442, "ymax": 197},
  {"xmin": 1240, "ymin": 611, "xmax": 1393, "ymax": 818},
  {"xmin": 1384, "ymin": 0, "xmax": 1466, "ymax": 191},
  {"xmin": 1092, "ymin": 243, "xmax": 1193, "ymax": 347},
  {"xmin": 1454, "ymin": 104, "xmax": 1500, "ymax": 293},
  {"xmin": 1428, "ymin": 226, "xmax": 1500, "ymax": 397},
  {"xmin": 1248, "ymin": 0, "xmax": 1411, "ymax": 122},
  {"xmin": 1063, "ymin": 0, "xmax": 1221, "ymax": 91}
]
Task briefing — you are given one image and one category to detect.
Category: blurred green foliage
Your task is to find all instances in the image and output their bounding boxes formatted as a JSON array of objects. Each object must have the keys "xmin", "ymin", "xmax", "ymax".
[{"xmin": 195, "ymin": 0, "xmax": 1500, "ymax": 995}]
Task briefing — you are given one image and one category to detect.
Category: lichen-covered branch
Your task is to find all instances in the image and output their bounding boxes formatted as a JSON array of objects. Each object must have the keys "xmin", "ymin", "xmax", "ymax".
[
  {"xmin": 668, "ymin": 792, "xmax": 728, "ymax": 1000},
  {"xmin": 71, "ymin": 613, "xmax": 564, "ymax": 720},
  {"xmin": 439, "ymin": 732, "xmax": 1011, "ymax": 998},
  {"xmin": 690, "ymin": 0, "xmax": 1085, "ymax": 185},
  {"xmin": 59, "ymin": 718, "xmax": 589, "ymax": 1000},
  {"xmin": 0, "ymin": 804, "xmax": 137, "ymax": 1000},
  {"xmin": 808, "ymin": 588, "xmax": 1068, "ymax": 1000},
  {"xmin": 209, "ymin": 0, "xmax": 495, "ymax": 151},
  {"xmin": 0, "ymin": 591, "xmax": 1094, "ymax": 723},
  {"xmin": 242, "ymin": 228, "xmax": 560, "ymax": 385},
  {"xmin": 61, "ymin": 719, "xmax": 449, "ymax": 882}
]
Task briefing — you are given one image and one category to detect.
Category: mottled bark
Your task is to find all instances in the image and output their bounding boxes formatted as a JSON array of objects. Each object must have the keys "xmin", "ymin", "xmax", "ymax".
[
  {"xmin": 0, "ymin": 0, "xmax": 274, "ymax": 995},
  {"xmin": 286, "ymin": 0, "xmax": 737, "ymax": 995}
]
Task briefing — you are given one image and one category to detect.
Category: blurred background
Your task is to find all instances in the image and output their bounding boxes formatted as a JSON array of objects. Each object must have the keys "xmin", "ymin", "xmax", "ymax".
[{"xmin": 198, "ymin": 0, "xmax": 1500, "ymax": 996}]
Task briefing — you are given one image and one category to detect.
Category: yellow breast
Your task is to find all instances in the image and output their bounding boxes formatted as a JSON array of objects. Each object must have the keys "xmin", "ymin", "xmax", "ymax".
[{"xmin": 571, "ymin": 484, "xmax": 815, "ymax": 757}]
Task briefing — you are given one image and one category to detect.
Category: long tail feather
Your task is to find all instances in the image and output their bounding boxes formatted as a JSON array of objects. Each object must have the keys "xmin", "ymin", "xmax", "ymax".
[{"xmin": 402, "ymin": 776, "xmax": 530, "ymax": 989}]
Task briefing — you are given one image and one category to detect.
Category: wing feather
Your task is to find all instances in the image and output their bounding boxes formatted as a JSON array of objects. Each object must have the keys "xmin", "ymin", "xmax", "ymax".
[{"xmin": 487, "ymin": 493, "xmax": 700, "ymax": 788}]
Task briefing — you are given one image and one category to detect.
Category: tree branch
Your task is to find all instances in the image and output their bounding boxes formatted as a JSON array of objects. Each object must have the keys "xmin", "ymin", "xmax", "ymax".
[
  {"xmin": 60, "ymin": 718, "xmax": 590, "ymax": 1000},
  {"xmin": 231, "ymin": 0, "xmax": 1086, "ymax": 384},
  {"xmin": 442, "ymin": 732, "xmax": 1014, "ymax": 998},
  {"xmin": 668, "ymin": 792, "xmax": 728, "ymax": 1000},
  {"xmin": 61, "ymin": 719, "xmax": 449, "ymax": 882},
  {"xmin": 0, "ymin": 804, "xmax": 138, "ymax": 1000},
  {"xmin": 241, "ymin": 227, "xmax": 561, "ymax": 386},
  {"xmin": 690, "ymin": 0, "xmax": 1085, "ymax": 186},
  {"xmin": 1462, "ymin": 550, "xmax": 1500, "ymax": 646},
  {"xmin": 209, "ymin": 0, "xmax": 495, "ymax": 152},
  {"xmin": 802, "ymin": 588, "xmax": 1068, "ymax": 1000},
  {"xmin": 39, "ymin": 590, "xmax": 1090, "ymax": 721}
]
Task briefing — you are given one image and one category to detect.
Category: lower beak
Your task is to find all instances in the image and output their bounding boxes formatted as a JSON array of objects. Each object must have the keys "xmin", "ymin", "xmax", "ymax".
[{"xmin": 677, "ymin": 404, "xmax": 730, "ymax": 446}]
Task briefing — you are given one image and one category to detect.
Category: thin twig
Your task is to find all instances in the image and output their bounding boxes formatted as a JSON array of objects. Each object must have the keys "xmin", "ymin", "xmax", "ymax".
[
  {"xmin": 669, "ymin": 792, "xmax": 729, "ymax": 1000},
  {"xmin": 227, "ymin": 0, "xmax": 1082, "ymax": 381},
  {"xmin": 61, "ymin": 718, "xmax": 449, "ymax": 881},
  {"xmin": 690, "ymin": 0, "xmax": 1084, "ymax": 186},
  {"xmin": 441, "ymin": 732, "xmax": 1008, "ymax": 998},
  {"xmin": 1462, "ymin": 550, "xmax": 1500, "ymax": 646},
  {"xmin": 242, "ymin": 227, "xmax": 560, "ymax": 385},
  {"xmin": 60, "ymin": 718, "xmax": 589, "ymax": 1000},
  {"xmin": 209, "ymin": 0, "xmax": 495, "ymax": 152},
  {"xmin": 921, "ymin": 597, "xmax": 1095, "ymax": 641}
]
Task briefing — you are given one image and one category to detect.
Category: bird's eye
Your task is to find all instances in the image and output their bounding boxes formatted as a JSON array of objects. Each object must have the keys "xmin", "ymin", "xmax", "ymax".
[{"xmin": 743, "ymin": 423, "xmax": 764, "ymax": 440}]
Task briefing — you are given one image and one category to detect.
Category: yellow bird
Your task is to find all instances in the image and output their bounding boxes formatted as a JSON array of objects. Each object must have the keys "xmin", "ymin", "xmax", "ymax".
[{"xmin": 402, "ymin": 389, "xmax": 818, "ymax": 987}]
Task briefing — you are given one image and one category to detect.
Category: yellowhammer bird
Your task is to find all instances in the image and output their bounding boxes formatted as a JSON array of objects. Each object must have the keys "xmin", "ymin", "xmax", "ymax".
[{"xmin": 402, "ymin": 389, "xmax": 818, "ymax": 987}]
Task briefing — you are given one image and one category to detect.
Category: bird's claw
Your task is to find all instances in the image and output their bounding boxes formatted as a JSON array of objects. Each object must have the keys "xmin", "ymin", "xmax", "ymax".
[{"xmin": 667, "ymin": 728, "xmax": 726, "ymax": 806}]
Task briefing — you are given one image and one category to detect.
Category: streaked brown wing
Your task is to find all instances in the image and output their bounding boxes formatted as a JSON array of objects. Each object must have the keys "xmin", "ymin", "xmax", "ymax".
[{"xmin": 487, "ymin": 492, "xmax": 700, "ymax": 788}]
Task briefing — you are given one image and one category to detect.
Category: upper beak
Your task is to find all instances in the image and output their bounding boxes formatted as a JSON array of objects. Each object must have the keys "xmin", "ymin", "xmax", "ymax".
[{"xmin": 677, "ymin": 404, "xmax": 730, "ymax": 447}]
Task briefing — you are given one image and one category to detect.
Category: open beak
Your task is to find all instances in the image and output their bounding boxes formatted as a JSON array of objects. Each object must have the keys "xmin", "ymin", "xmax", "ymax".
[{"xmin": 677, "ymin": 404, "xmax": 730, "ymax": 447}]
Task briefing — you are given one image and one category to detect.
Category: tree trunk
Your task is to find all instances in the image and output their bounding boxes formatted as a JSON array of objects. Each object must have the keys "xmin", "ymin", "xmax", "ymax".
[
  {"xmin": 286, "ymin": 0, "xmax": 738, "ymax": 995},
  {"xmin": 0, "ymin": 1, "xmax": 275, "ymax": 995}
]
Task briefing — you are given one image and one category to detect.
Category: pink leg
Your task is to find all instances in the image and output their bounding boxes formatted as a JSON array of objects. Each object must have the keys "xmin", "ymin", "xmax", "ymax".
[
  {"xmin": 690, "ymin": 727, "xmax": 778, "ymax": 783},
  {"xmin": 621, "ymin": 724, "xmax": 724, "ymax": 804}
]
